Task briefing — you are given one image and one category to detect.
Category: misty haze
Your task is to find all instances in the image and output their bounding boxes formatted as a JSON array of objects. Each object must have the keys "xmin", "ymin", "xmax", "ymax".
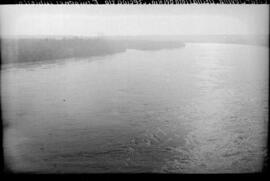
[{"xmin": 1, "ymin": 5, "xmax": 269, "ymax": 173}]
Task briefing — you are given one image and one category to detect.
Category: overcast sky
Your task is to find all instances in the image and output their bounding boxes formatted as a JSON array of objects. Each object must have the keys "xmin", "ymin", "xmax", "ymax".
[{"xmin": 0, "ymin": 5, "xmax": 269, "ymax": 37}]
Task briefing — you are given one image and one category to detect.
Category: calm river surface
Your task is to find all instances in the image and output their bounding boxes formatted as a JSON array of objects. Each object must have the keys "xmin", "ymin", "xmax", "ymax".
[{"xmin": 2, "ymin": 43, "xmax": 268, "ymax": 173}]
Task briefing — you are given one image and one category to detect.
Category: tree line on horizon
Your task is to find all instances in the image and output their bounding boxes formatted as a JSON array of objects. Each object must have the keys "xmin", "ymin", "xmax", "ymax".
[{"xmin": 1, "ymin": 38, "xmax": 185, "ymax": 64}]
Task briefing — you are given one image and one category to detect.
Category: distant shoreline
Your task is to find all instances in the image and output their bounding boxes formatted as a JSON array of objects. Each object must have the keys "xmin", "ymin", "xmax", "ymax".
[
  {"xmin": 1, "ymin": 38, "xmax": 185, "ymax": 64},
  {"xmin": 1, "ymin": 35, "xmax": 268, "ymax": 65}
]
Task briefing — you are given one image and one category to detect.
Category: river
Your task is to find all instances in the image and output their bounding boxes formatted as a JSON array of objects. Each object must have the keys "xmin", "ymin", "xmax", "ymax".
[{"xmin": 2, "ymin": 43, "xmax": 268, "ymax": 173}]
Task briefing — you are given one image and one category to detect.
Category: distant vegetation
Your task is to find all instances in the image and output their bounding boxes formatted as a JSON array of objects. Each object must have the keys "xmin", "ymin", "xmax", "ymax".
[
  {"xmin": 1, "ymin": 34, "xmax": 268, "ymax": 64},
  {"xmin": 1, "ymin": 38, "xmax": 185, "ymax": 64}
]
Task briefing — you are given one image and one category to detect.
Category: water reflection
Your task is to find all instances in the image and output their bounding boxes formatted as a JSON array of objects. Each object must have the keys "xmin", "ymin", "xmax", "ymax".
[{"xmin": 161, "ymin": 44, "xmax": 268, "ymax": 173}]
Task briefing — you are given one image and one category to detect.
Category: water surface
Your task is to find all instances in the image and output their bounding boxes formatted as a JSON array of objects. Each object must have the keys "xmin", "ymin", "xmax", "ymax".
[{"xmin": 2, "ymin": 43, "xmax": 268, "ymax": 173}]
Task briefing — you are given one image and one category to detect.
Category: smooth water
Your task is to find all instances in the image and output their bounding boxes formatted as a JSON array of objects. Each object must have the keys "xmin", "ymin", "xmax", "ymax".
[{"xmin": 2, "ymin": 43, "xmax": 268, "ymax": 173}]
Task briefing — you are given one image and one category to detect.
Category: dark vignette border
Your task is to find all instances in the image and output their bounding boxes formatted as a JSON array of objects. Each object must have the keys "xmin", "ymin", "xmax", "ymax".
[{"xmin": 0, "ymin": 0, "xmax": 269, "ymax": 179}]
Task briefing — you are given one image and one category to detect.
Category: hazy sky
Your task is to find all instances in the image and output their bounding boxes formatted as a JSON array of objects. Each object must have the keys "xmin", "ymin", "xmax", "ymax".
[{"xmin": 0, "ymin": 5, "xmax": 269, "ymax": 37}]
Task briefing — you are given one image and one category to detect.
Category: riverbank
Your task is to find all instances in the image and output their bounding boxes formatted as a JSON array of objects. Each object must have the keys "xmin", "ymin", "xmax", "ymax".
[{"xmin": 1, "ymin": 37, "xmax": 185, "ymax": 64}]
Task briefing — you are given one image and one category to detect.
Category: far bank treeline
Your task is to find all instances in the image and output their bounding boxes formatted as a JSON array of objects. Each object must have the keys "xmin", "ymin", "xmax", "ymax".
[{"xmin": 1, "ymin": 38, "xmax": 185, "ymax": 64}]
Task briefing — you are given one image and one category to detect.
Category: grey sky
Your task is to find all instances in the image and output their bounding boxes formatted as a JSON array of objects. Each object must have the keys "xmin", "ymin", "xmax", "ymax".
[{"xmin": 0, "ymin": 5, "xmax": 268, "ymax": 37}]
